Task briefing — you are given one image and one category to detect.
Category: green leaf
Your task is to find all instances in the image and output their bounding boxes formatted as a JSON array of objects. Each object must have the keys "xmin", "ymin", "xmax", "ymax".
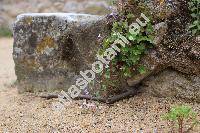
[
  {"xmin": 198, "ymin": 24, "xmax": 200, "ymax": 30},
  {"xmin": 137, "ymin": 44, "xmax": 146, "ymax": 51},
  {"xmin": 128, "ymin": 35, "xmax": 135, "ymax": 41},
  {"xmin": 132, "ymin": 49, "xmax": 142, "ymax": 55},
  {"xmin": 138, "ymin": 66, "xmax": 147, "ymax": 74},
  {"xmin": 122, "ymin": 67, "xmax": 132, "ymax": 77},
  {"xmin": 191, "ymin": 7, "xmax": 197, "ymax": 12},
  {"xmin": 189, "ymin": 24, "xmax": 197, "ymax": 29},
  {"xmin": 126, "ymin": 13, "xmax": 134, "ymax": 19},
  {"xmin": 146, "ymin": 23, "xmax": 154, "ymax": 33},
  {"xmin": 121, "ymin": 47, "xmax": 130, "ymax": 54},
  {"xmin": 130, "ymin": 55, "xmax": 140, "ymax": 64},
  {"xmin": 113, "ymin": 22, "xmax": 118, "ymax": 29},
  {"xmin": 128, "ymin": 33, "xmax": 137, "ymax": 41},
  {"xmin": 191, "ymin": 13, "xmax": 197, "ymax": 18},
  {"xmin": 192, "ymin": 29, "xmax": 197, "ymax": 34},
  {"xmin": 193, "ymin": 20, "xmax": 199, "ymax": 25},
  {"xmin": 95, "ymin": 91, "xmax": 100, "ymax": 97},
  {"xmin": 122, "ymin": 21, "xmax": 128, "ymax": 29}
]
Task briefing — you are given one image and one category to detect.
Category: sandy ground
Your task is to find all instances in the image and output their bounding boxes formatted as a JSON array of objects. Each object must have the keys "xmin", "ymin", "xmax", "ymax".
[
  {"xmin": 0, "ymin": 38, "xmax": 199, "ymax": 133},
  {"xmin": 0, "ymin": 38, "xmax": 16, "ymax": 90}
]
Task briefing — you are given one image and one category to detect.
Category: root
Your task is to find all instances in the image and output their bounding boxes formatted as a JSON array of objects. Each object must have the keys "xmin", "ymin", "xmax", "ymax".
[
  {"xmin": 40, "ymin": 88, "xmax": 138, "ymax": 104},
  {"xmin": 105, "ymin": 89, "xmax": 138, "ymax": 104},
  {"xmin": 40, "ymin": 94, "xmax": 58, "ymax": 99}
]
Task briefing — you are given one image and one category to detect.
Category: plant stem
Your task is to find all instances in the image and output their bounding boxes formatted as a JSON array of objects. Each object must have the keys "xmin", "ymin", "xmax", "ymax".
[
  {"xmin": 178, "ymin": 118, "xmax": 183, "ymax": 133},
  {"xmin": 110, "ymin": 62, "xmax": 113, "ymax": 80}
]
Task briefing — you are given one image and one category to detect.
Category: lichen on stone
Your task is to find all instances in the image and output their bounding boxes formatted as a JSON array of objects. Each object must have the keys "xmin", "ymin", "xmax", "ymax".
[
  {"xmin": 25, "ymin": 59, "xmax": 38, "ymax": 69},
  {"xmin": 24, "ymin": 16, "xmax": 33, "ymax": 25},
  {"xmin": 36, "ymin": 36, "xmax": 56, "ymax": 54}
]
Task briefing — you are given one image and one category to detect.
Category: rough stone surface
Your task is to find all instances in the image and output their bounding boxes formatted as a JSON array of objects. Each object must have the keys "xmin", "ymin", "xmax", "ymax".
[
  {"xmin": 13, "ymin": 0, "xmax": 200, "ymax": 102},
  {"xmin": 124, "ymin": 0, "xmax": 200, "ymax": 101},
  {"xmin": 141, "ymin": 69, "xmax": 200, "ymax": 102},
  {"xmin": 13, "ymin": 13, "xmax": 109, "ymax": 94},
  {"xmin": 127, "ymin": 0, "xmax": 200, "ymax": 87}
]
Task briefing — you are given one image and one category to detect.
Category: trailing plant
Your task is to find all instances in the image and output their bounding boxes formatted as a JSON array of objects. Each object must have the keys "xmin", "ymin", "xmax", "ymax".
[
  {"xmin": 162, "ymin": 105, "xmax": 200, "ymax": 133},
  {"xmin": 188, "ymin": 0, "xmax": 200, "ymax": 35},
  {"xmin": 99, "ymin": 0, "xmax": 154, "ymax": 92}
]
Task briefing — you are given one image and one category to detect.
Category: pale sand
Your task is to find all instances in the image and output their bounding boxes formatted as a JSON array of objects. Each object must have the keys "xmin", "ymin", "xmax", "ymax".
[{"xmin": 0, "ymin": 38, "xmax": 16, "ymax": 90}]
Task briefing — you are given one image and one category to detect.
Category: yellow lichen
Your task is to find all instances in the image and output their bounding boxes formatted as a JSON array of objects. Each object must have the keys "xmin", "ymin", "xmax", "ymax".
[
  {"xmin": 36, "ymin": 36, "xmax": 56, "ymax": 54},
  {"xmin": 25, "ymin": 16, "xmax": 33, "ymax": 25},
  {"xmin": 22, "ymin": 58, "xmax": 39, "ymax": 69}
]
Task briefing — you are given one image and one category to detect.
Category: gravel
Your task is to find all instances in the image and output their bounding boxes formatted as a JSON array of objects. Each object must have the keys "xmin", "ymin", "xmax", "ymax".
[{"xmin": 0, "ymin": 88, "xmax": 199, "ymax": 132}]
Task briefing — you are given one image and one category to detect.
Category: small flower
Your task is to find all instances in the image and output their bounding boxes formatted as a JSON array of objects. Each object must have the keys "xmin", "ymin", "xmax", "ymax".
[{"xmin": 84, "ymin": 88, "xmax": 89, "ymax": 95}]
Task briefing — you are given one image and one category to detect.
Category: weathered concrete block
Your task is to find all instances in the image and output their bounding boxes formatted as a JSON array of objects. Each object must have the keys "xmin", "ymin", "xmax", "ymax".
[{"xmin": 13, "ymin": 13, "xmax": 109, "ymax": 93}]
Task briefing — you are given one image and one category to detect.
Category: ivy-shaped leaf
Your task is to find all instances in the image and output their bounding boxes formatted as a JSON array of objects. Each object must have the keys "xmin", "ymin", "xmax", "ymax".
[{"xmin": 138, "ymin": 66, "xmax": 147, "ymax": 74}]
